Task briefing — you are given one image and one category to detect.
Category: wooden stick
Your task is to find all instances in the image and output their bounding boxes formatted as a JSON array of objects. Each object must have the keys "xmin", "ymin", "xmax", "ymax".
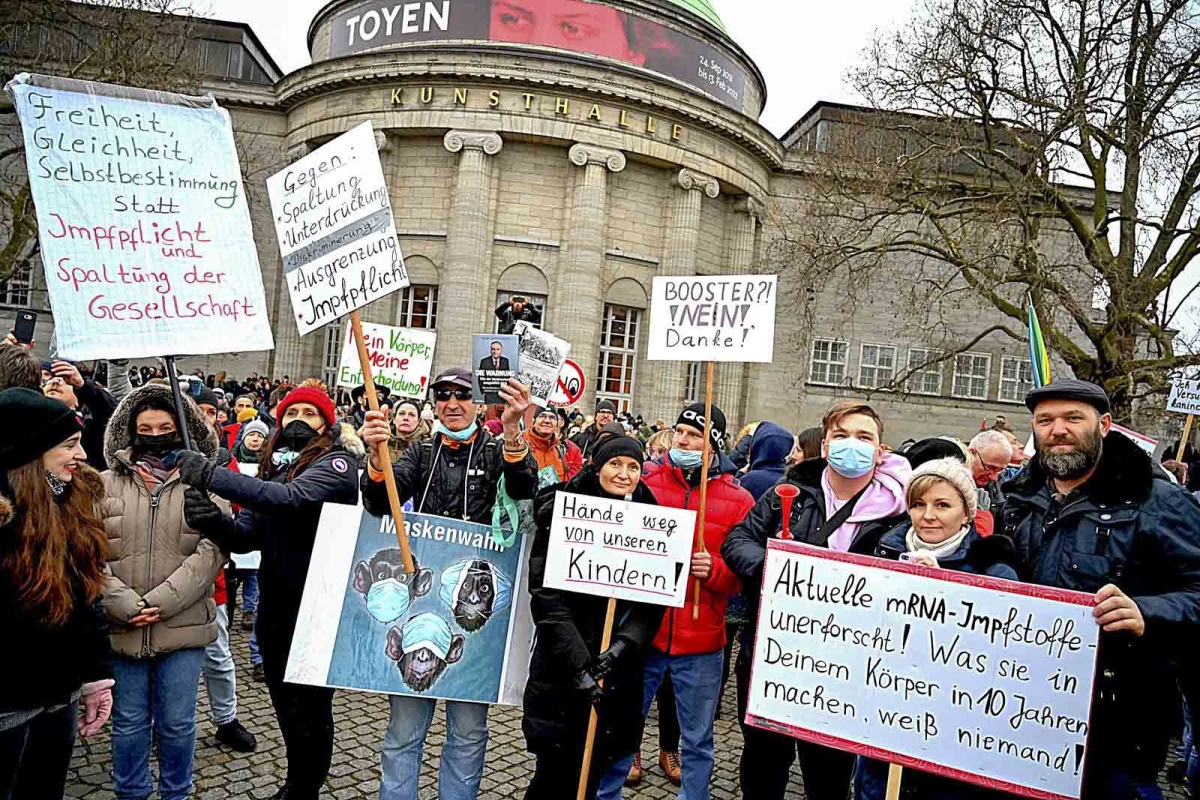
[
  {"xmin": 577, "ymin": 597, "xmax": 617, "ymax": 800},
  {"xmin": 693, "ymin": 361, "xmax": 715, "ymax": 621},
  {"xmin": 885, "ymin": 763, "xmax": 903, "ymax": 800},
  {"xmin": 350, "ymin": 311, "xmax": 416, "ymax": 574},
  {"xmin": 1176, "ymin": 414, "xmax": 1194, "ymax": 462}
]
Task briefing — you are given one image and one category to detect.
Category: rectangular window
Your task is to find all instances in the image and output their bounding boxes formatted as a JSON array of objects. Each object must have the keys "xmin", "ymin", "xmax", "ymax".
[
  {"xmin": 321, "ymin": 321, "xmax": 344, "ymax": 390},
  {"xmin": 999, "ymin": 357, "xmax": 1035, "ymax": 403},
  {"xmin": 808, "ymin": 338, "xmax": 848, "ymax": 386},
  {"xmin": 0, "ymin": 264, "xmax": 32, "ymax": 307},
  {"xmin": 905, "ymin": 348, "xmax": 943, "ymax": 396},
  {"xmin": 398, "ymin": 285, "xmax": 439, "ymax": 329},
  {"xmin": 952, "ymin": 353, "xmax": 992, "ymax": 400},
  {"xmin": 495, "ymin": 291, "xmax": 546, "ymax": 331},
  {"xmin": 858, "ymin": 343, "xmax": 896, "ymax": 389},
  {"xmin": 597, "ymin": 304, "xmax": 640, "ymax": 413},
  {"xmin": 685, "ymin": 362, "xmax": 702, "ymax": 404}
]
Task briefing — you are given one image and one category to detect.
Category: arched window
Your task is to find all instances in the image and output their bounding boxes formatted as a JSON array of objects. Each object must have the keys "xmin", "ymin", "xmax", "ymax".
[
  {"xmin": 495, "ymin": 263, "xmax": 549, "ymax": 332},
  {"xmin": 398, "ymin": 256, "xmax": 440, "ymax": 329},
  {"xmin": 597, "ymin": 278, "xmax": 648, "ymax": 413}
]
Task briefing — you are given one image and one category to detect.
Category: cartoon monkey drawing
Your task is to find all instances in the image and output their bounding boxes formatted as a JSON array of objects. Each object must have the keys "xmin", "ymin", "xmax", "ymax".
[
  {"xmin": 353, "ymin": 549, "xmax": 433, "ymax": 624},
  {"xmin": 438, "ymin": 559, "xmax": 513, "ymax": 633},
  {"xmin": 385, "ymin": 613, "xmax": 465, "ymax": 692}
]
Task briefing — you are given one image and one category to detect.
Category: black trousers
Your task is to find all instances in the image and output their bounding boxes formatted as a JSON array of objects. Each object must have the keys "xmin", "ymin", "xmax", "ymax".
[
  {"xmin": 259, "ymin": 608, "xmax": 335, "ymax": 800},
  {"xmin": 656, "ymin": 672, "xmax": 680, "ymax": 752},
  {"xmin": 525, "ymin": 752, "xmax": 605, "ymax": 800},
  {"xmin": 736, "ymin": 650, "xmax": 854, "ymax": 800},
  {"xmin": 0, "ymin": 704, "xmax": 77, "ymax": 800}
]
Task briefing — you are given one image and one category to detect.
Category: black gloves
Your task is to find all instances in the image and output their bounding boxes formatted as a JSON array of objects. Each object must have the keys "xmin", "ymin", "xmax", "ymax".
[
  {"xmin": 184, "ymin": 487, "xmax": 234, "ymax": 551},
  {"xmin": 573, "ymin": 668, "xmax": 605, "ymax": 707},
  {"xmin": 176, "ymin": 451, "xmax": 216, "ymax": 491},
  {"xmin": 588, "ymin": 636, "xmax": 632, "ymax": 684}
]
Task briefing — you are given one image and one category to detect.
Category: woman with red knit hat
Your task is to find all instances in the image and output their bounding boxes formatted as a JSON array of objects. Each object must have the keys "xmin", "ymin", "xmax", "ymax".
[{"xmin": 176, "ymin": 382, "xmax": 363, "ymax": 800}]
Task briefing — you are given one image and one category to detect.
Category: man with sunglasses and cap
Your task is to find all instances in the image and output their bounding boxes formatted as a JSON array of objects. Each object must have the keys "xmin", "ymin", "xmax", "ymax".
[{"xmin": 358, "ymin": 366, "xmax": 538, "ymax": 800}]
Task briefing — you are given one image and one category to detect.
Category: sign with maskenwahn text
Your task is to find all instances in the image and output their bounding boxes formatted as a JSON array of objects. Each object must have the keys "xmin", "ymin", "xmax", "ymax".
[
  {"xmin": 544, "ymin": 492, "xmax": 696, "ymax": 608},
  {"xmin": 267, "ymin": 121, "xmax": 408, "ymax": 336},
  {"xmin": 746, "ymin": 541, "xmax": 1098, "ymax": 800},
  {"xmin": 647, "ymin": 275, "xmax": 777, "ymax": 362}
]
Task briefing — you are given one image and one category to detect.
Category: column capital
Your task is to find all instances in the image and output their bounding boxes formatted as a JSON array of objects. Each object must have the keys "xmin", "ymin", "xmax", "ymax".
[
  {"xmin": 734, "ymin": 195, "xmax": 764, "ymax": 219},
  {"xmin": 443, "ymin": 129, "xmax": 503, "ymax": 156},
  {"xmin": 676, "ymin": 168, "xmax": 720, "ymax": 199},
  {"xmin": 374, "ymin": 129, "xmax": 394, "ymax": 152},
  {"xmin": 285, "ymin": 142, "xmax": 311, "ymax": 164},
  {"xmin": 568, "ymin": 143, "xmax": 626, "ymax": 173}
]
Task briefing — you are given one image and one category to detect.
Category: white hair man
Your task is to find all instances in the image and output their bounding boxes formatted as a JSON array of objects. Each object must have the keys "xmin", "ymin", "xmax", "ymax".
[{"xmin": 968, "ymin": 429, "xmax": 1014, "ymax": 510}]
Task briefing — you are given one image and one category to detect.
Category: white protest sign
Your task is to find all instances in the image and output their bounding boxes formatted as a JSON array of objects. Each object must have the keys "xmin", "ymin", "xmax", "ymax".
[
  {"xmin": 4, "ymin": 73, "xmax": 275, "ymax": 360},
  {"xmin": 336, "ymin": 322, "xmax": 436, "ymax": 398},
  {"xmin": 513, "ymin": 322, "xmax": 570, "ymax": 408},
  {"xmin": 544, "ymin": 492, "xmax": 697, "ymax": 607},
  {"xmin": 549, "ymin": 358, "xmax": 585, "ymax": 408},
  {"xmin": 1168, "ymin": 378, "xmax": 1200, "ymax": 415},
  {"xmin": 267, "ymin": 121, "xmax": 408, "ymax": 336},
  {"xmin": 1110, "ymin": 423, "xmax": 1157, "ymax": 458},
  {"xmin": 747, "ymin": 542, "xmax": 1098, "ymax": 800},
  {"xmin": 647, "ymin": 275, "xmax": 777, "ymax": 362}
]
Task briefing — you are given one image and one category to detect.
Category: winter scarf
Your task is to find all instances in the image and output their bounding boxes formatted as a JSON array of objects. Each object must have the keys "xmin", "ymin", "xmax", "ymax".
[
  {"xmin": 822, "ymin": 453, "xmax": 911, "ymax": 551},
  {"xmin": 527, "ymin": 430, "xmax": 566, "ymax": 482},
  {"xmin": 905, "ymin": 524, "xmax": 970, "ymax": 561}
]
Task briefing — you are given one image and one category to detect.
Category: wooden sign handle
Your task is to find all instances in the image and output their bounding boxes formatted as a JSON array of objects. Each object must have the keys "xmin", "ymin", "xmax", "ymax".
[
  {"xmin": 1176, "ymin": 414, "xmax": 1194, "ymax": 462},
  {"xmin": 577, "ymin": 597, "xmax": 617, "ymax": 800},
  {"xmin": 885, "ymin": 763, "xmax": 903, "ymax": 800},
  {"xmin": 350, "ymin": 311, "xmax": 416, "ymax": 574},
  {"xmin": 692, "ymin": 361, "xmax": 715, "ymax": 621}
]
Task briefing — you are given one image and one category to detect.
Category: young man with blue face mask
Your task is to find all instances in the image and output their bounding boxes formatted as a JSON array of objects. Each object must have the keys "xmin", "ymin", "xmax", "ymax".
[{"xmin": 722, "ymin": 401, "xmax": 912, "ymax": 800}]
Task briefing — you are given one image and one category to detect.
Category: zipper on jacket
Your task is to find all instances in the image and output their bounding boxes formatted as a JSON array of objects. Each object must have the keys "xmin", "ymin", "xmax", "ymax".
[{"xmin": 142, "ymin": 483, "xmax": 167, "ymax": 657}]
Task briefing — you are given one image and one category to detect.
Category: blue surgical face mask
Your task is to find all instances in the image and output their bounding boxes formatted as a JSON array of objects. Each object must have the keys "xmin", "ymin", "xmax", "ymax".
[
  {"xmin": 670, "ymin": 448, "xmax": 704, "ymax": 469},
  {"xmin": 434, "ymin": 421, "xmax": 478, "ymax": 442},
  {"xmin": 826, "ymin": 438, "xmax": 877, "ymax": 479},
  {"xmin": 365, "ymin": 578, "xmax": 411, "ymax": 624}
]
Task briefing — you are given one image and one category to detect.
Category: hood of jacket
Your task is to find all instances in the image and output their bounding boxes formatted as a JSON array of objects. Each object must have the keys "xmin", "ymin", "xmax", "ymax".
[
  {"xmin": 104, "ymin": 383, "xmax": 218, "ymax": 473},
  {"xmin": 334, "ymin": 422, "xmax": 367, "ymax": 461},
  {"xmin": 783, "ymin": 452, "xmax": 910, "ymax": 517},
  {"xmin": 1004, "ymin": 426, "xmax": 1157, "ymax": 504},
  {"xmin": 747, "ymin": 422, "xmax": 794, "ymax": 473}
]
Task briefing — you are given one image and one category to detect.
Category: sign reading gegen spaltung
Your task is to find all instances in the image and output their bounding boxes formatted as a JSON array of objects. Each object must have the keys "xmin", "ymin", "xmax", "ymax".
[
  {"xmin": 267, "ymin": 121, "xmax": 408, "ymax": 336},
  {"xmin": 747, "ymin": 541, "xmax": 1098, "ymax": 800},
  {"xmin": 4, "ymin": 73, "xmax": 275, "ymax": 360}
]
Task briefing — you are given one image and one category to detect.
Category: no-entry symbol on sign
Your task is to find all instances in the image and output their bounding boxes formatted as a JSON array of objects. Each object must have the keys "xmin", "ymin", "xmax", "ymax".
[{"xmin": 550, "ymin": 359, "xmax": 585, "ymax": 407}]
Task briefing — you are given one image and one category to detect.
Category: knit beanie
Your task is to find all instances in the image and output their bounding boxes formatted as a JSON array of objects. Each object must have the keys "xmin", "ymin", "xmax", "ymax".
[
  {"xmin": 236, "ymin": 407, "xmax": 259, "ymax": 423},
  {"xmin": 591, "ymin": 422, "xmax": 645, "ymax": 468},
  {"xmin": 242, "ymin": 419, "xmax": 270, "ymax": 440},
  {"xmin": 595, "ymin": 399, "xmax": 616, "ymax": 415},
  {"xmin": 906, "ymin": 457, "xmax": 978, "ymax": 519},
  {"xmin": 275, "ymin": 386, "xmax": 336, "ymax": 428},
  {"xmin": 0, "ymin": 388, "xmax": 83, "ymax": 469},
  {"xmin": 676, "ymin": 402, "xmax": 727, "ymax": 450}
]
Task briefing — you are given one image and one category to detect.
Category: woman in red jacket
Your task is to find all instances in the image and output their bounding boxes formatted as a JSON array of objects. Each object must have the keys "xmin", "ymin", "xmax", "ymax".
[{"xmin": 596, "ymin": 402, "xmax": 754, "ymax": 800}]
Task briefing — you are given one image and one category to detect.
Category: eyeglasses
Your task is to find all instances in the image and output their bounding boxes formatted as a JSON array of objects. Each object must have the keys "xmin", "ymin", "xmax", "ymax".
[{"xmin": 434, "ymin": 387, "xmax": 473, "ymax": 402}]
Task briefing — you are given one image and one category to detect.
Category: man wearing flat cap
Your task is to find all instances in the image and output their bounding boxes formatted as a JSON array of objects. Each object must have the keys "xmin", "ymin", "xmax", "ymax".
[{"xmin": 998, "ymin": 378, "xmax": 1200, "ymax": 797}]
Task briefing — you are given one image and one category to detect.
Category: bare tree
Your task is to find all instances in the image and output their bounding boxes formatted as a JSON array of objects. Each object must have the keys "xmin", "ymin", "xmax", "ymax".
[{"xmin": 777, "ymin": 0, "xmax": 1200, "ymax": 421}]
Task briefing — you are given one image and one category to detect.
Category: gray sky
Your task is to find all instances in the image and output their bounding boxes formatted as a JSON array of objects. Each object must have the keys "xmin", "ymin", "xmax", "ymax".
[{"xmin": 194, "ymin": 0, "xmax": 912, "ymax": 136}]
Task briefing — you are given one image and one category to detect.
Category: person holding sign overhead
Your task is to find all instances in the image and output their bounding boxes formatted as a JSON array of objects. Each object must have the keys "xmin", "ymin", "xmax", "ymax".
[
  {"xmin": 721, "ymin": 401, "xmax": 911, "ymax": 800},
  {"xmin": 522, "ymin": 425, "xmax": 666, "ymax": 799},
  {"xmin": 998, "ymin": 379, "xmax": 1200, "ymax": 798},
  {"xmin": 358, "ymin": 366, "xmax": 537, "ymax": 800}
]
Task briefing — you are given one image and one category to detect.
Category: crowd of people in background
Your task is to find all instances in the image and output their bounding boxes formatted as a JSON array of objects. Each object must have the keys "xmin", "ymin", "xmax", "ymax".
[{"xmin": 4, "ymin": 330, "xmax": 1200, "ymax": 800}]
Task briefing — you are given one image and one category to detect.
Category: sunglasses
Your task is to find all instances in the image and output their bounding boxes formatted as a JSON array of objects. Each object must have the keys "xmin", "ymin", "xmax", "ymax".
[{"xmin": 434, "ymin": 387, "xmax": 473, "ymax": 402}]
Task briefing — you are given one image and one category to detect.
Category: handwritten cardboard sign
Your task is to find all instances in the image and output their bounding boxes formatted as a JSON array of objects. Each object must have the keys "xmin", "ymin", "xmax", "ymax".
[
  {"xmin": 1168, "ymin": 379, "xmax": 1200, "ymax": 415},
  {"xmin": 543, "ymin": 492, "xmax": 696, "ymax": 608},
  {"xmin": 4, "ymin": 73, "xmax": 275, "ymax": 360},
  {"xmin": 747, "ymin": 542, "xmax": 1098, "ymax": 800},
  {"xmin": 336, "ymin": 322, "xmax": 436, "ymax": 398},
  {"xmin": 647, "ymin": 275, "xmax": 778, "ymax": 362},
  {"xmin": 267, "ymin": 121, "xmax": 408, "ymax": 336}
]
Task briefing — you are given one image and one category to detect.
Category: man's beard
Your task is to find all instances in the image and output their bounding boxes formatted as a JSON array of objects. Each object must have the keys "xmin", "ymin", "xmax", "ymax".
[{"xmin": 1037, "ymin": 423, "xmax": 1103, "ymax": 481}]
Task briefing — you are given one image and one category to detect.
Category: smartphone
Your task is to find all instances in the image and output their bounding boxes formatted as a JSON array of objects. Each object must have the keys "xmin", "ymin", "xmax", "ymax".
[{"xmin": 12, "ymin": 310, "xmax": 36, "ymax": 344}]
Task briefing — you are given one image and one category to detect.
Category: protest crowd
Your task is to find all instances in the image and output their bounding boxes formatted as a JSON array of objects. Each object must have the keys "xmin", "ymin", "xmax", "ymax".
[{"xmin": 4, "ymin": 326, "xmax": 1200, "ymax": 800}]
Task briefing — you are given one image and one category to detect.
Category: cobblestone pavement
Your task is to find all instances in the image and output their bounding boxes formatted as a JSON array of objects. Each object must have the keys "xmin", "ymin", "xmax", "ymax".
[{"xmin": 67, "ymin": 619, "xmax": 1187, "ymax": 799}]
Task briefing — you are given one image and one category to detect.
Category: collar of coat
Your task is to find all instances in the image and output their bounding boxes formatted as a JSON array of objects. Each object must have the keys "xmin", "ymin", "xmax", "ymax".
[{"xmin": 1003, "ymin": 428, "xmax": 1156, "ymax": 505}]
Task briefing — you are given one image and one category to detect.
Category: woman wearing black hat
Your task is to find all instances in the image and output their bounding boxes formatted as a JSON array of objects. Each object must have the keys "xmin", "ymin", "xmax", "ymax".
[
  {"xmin": 522, "ymin": 426, "xmax": 667, "ymax": 799},
  {"xmin": 0, "ymin": 388, "xmax": 113, "ymax": 797}
]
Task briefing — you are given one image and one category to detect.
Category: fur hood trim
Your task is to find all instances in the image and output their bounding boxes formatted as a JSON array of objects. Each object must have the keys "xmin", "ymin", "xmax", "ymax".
[
  {"xmin": 334, "ymin": 422, "xmax": 366, "ymax": 461},
  {"xmin": 1004, "ymin": 427, "xmax": 1156, "ymax": 504},
  {"xmin": 104, "ymin": 383, "xmax": 218, "ymax": 473}
]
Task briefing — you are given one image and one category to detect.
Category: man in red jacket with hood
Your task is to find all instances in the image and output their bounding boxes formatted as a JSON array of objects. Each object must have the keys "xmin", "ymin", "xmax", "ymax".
[{"xmin": 595, "ymin": 402, "xmax": 753, "ymax": 800}]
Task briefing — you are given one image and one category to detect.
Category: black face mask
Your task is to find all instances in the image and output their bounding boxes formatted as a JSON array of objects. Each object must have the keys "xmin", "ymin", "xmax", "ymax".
[
  {"xmin": 282, "ymin": 420, "xmax": 319, "ymax": 450},
  {"xmin": 133, "ymin": 432, "xmax": 182, "ymax": 458}
]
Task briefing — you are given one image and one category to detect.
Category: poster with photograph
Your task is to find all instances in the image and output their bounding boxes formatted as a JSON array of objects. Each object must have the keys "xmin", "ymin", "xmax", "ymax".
[
  {"xmin": 473, "ymin": 334, "xmax": 519, "ymax": 405},
  {"xmin": 286, "ymin": 503, "xmax": 532, "ymax": 705},
  {"xmin": 513, "ymin": 322, "xmax": 570, "ymax": 408}
]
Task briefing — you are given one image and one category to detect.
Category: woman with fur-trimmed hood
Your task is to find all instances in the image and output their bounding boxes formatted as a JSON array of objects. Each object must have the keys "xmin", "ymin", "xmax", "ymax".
[
  {"xmin": 174, "ymin": 384, "xmax": 361, "ymax": 800},
  {"xmin": 99, "ymin": 382, "xmax": 230, "ymax": 800}
]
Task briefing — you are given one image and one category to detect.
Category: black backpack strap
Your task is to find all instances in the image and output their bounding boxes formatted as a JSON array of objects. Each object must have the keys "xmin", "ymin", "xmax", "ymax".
[{"xmin": 814, "ymin": 485, "xmax": 869, "ymax": 545}]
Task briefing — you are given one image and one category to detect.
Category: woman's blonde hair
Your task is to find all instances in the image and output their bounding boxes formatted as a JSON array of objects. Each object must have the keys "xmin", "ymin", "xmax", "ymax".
[{"xmin": 646, "ymin": 428, "xmax": 673, "ymax": 457}]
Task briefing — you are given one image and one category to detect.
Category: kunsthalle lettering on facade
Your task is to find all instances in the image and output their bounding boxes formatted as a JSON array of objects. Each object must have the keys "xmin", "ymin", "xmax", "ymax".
[
  {"xmin": 266, "ymin": 121, "xmax": 409, "ymax": 336},
  {"xmin": 287, "ymin": 502, "xmax": 534, "ymax": 705},
  {"xmin": 1167, "ymin": 379, "xmax": 1200, "ymax": 415},
  {"xmin": 512, "ymin": 322, "xmax": 570, "ymax": 408},
  {"xmin": 647, "ymin": 275, "xmax": 777, "ymax": 362},
  {"xmin": 747, "ymin": 541, "xmax": 1098, "ymax": 800},
  {"xmin": 336, "ymin": 321, "xmax": 436, "ymax": 397},
  {"xmin": 543, "ymin": 492, "xmax": 696, "ymax": 608},
  {"xmin": 4, "ymin": 72, "xmax": 275, "ymax": 360}
]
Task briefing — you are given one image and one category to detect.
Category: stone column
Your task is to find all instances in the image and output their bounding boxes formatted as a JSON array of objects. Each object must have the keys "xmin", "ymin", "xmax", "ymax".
[
  {"xmin": 718, "ymin": 196, "xmax": 762, "ymax": 428},
  {"xmin": 268, "ymin": 142, "xmax": 311, "ymax": 380},
  {"xmin": 441, "ymin": 130, "xmax": 503, "ymax": 369},
  {"xmin": 652, "ymin": 168, "xmax": 720, "ymax": 413},
  {"xmin": 561, "ymin": 143, "xmax": 626, "ymax": 409}
]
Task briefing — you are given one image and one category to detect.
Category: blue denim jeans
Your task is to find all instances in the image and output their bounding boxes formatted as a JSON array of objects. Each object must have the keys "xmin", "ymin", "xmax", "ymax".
[
  {"xmin": 597, "ymin": 649, "xmax": 724, "ymax": 800},
  {"xmin": 242, "ymin": 571, "xmax": 259, "ymax": 614},
  {"xmin": 249, "ymin": 617, "xmax": 261, "ymax": 667},
  {"xmin": 380, "ymin": 697, "xmax": 488, "ymax": 800},
  {"xmin": 111, "ymin": 647, "xmax": 206, "ymax": 800},
  {"xmin": 203, "ymin": 606, "xmax": 237, "ymax": 726}
]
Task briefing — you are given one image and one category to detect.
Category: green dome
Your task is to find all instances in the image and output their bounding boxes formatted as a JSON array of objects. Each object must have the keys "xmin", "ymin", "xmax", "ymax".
[{"xmin": 664, "ymin": 0, "xmax": 726, "ymax": 32}]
